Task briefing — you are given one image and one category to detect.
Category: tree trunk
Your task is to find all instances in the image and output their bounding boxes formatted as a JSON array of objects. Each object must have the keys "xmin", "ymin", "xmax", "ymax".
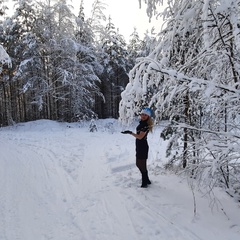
[{"xmin": 183, "ymin": 93, "xmax": 189, "ymax": 168}]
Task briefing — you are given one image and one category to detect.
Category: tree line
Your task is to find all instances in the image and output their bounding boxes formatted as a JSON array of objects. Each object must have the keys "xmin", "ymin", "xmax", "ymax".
[{"xmin": 0, "ymin": 0, "xmax": 155, "ymax": 125}]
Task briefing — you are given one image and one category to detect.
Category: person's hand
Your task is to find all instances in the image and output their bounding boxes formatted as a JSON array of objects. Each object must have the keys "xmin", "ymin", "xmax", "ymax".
[{"xmin": 121, "ymin": 130, "xmax": 132, "ymax": 134}]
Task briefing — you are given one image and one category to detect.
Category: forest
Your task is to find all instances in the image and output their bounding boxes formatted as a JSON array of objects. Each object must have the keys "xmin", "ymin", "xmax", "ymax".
[
  {"xmin": 1, "ymin": 0, "xmax": 240, "ymax": 201},
  {"xmin": 0, "ymin": 0, "xmax": 155, "ymax": 124}
]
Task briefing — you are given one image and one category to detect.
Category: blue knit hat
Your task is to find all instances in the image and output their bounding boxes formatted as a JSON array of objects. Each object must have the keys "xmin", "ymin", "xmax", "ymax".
[{"xmin": 141, "ymin": 108, "xmax": 152, "ymax": 117}]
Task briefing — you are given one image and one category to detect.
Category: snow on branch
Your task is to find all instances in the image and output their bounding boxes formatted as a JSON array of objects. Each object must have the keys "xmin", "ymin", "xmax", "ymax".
[
  {"xmin": 0, "ymin": 45, "xmax": 11, "ymax": 70},
  {"xmin": 138, "ymin": 0, "xmax": 163, "ymax": 21},
  {"xmin": 171, "ymin": 121, "xmax": 240, "ymax": 140},
  {"xmin": 142, "ymin": 57, "xmax": 240, "ymax": 95}
]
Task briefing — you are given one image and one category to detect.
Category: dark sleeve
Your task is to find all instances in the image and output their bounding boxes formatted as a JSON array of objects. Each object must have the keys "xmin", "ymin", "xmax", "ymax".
[
  {"xmin": 136, "ymin": 122, "xmax": 149, "ymax": 133},
  {"xmin": 141, "ymin": 124, "xmax": 149, "ymax": 132}
]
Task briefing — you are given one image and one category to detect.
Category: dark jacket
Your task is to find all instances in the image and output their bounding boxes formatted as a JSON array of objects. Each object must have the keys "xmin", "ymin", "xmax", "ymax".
[{"xmin": 135, "ymin": 120, "xmax": 149, "ymax": 159}]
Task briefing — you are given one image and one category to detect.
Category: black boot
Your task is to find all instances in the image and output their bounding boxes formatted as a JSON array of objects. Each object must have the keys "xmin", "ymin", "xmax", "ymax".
[
  {"xmin": 146, "ymin": 171, "xmax": 151, "ymax": 185},
  {"xmin": 141, "ymin": 171, "xmax": 148, "ymax": 188}
]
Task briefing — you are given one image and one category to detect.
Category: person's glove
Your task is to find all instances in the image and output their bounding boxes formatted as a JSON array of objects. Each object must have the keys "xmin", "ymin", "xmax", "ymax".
[{"xmin": 121, "ymin": 130, "xmax": 132, "ymax": 134}]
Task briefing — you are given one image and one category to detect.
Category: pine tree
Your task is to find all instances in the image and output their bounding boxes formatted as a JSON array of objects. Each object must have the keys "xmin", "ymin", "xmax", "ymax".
[
  {"xmin": 98, "ymin": 16, "xmax": 130, "ymax": 118},
  {"xmin": 127, "ymin": 28, "xmax": 145, "ymax": 68},
  {"xmin": 0, "ymin": 0, "xmax": 105, "ymax": 123},
  {"xmin": 0, "ymin": 0, "xmax": 38, "ymax": 124}
]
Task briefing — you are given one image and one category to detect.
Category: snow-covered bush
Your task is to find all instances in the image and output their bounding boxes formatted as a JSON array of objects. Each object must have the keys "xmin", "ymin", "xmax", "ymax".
[{"xmin": 89, "ymin": 119, "xmax": 98, "ymax": 132}]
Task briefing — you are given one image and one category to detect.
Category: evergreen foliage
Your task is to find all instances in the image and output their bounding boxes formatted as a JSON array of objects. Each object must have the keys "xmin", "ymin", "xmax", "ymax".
[{"xmin": 0, "ymin": 0, "xmax": 135, "ymax": 124}]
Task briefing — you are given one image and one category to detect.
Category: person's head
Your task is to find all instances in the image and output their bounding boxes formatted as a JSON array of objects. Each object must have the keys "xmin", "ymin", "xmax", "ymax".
[
  {"xmin": 140, "ymin": 108, "xmax": 153, "ymax": 131},
  {"xmin": 140, "ymin": 108, "xmax": 151, "ymax": 120}
]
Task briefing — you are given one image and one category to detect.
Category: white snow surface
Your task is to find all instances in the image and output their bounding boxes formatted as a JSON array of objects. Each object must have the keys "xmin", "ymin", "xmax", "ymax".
[{"xmin": 0, "ymin": 119, "xmax": 239, "ymax": 240}]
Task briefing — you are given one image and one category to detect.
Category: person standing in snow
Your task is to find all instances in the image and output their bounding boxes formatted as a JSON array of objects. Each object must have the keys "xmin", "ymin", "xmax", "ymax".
[{"xmin": 122, "ymin": 108, "xmax": 153, "ymax": 188}]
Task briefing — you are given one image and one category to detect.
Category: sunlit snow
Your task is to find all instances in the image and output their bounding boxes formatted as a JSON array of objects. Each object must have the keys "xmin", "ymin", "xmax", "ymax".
[{"xmin": 0, "ymin": 119, "xmax": 239, "ymax": 240}]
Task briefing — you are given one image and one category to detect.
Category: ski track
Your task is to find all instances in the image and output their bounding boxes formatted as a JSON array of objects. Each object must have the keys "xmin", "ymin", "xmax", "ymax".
[{"xmin": 0, "ymin": 122, "xmax": 239, "ymax": 240}]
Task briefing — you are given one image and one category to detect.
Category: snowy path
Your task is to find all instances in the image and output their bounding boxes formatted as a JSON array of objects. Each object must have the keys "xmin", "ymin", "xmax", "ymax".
[{"xmin": 0, "ymin": 120, "xmax": 239, "ymax": 240}]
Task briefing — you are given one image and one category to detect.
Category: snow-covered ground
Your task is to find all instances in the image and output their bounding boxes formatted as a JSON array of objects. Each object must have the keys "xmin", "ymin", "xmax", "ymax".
[{"xmin": 0, "ymin": 119, "xmax": 239, "ymax": 240}]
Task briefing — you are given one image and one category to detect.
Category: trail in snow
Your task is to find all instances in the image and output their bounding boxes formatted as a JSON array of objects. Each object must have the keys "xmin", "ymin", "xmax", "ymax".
[{"xmin": 0, "ymin": 119, "xmax": 239, "ymax": 240}]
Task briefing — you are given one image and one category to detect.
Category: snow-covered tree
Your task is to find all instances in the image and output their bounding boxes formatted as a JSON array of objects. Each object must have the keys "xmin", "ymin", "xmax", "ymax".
[
  {"xmin": 0, "ymin": 44, "xmax": 11, "ymax": 68},
  {"xmin": 75, "ymin": 0, "xmax": 94, "ymax": 45},
  {"xmin": 127, "ymin": 28, "xmax": 145, "ymax": 68},
  {"xmin": 0, "ymin": 44, "xmax": 11, "ymax": 126},
  {"xmin": 0, "ymin": 0, "xmax": 106, "ymax": 124},
  {"xmin": 15, "ymin": 0, "xmax": 103, "ymax": 121},
  {"xmin": 0, "ymin": 0, "xmax": 8, "ymax": 17},
  {"xmin": 88, "ymin": 0, "xmax": 107, "ymax": 40},
  {"xmin": 0, "ymin": 0, "xmax": 35, "ymax": 125},
  {"xmin": 98, "ymin": 16, "xmax": 130, "ymax": 118},
  {"xmin": 120, "ymin": 0, "xmax": 240, "ymax": 200}
]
